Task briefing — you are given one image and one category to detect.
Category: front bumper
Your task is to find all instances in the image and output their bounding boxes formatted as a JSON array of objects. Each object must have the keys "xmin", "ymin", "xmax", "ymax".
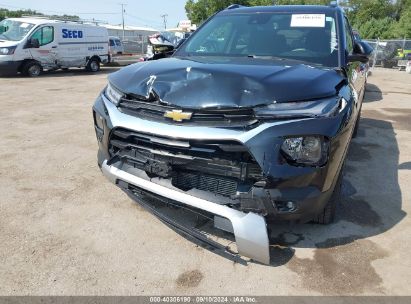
[
  {"xmin": 94, "ymin": 92, "xmax": 353, "ymax": 263},
  {"xmin": 101, "ymin": 159, "xmax": 270, "ymax": 264},
  {"xmin": 0, "ymin": 60, "xmax": 21, "ymax": 76}
]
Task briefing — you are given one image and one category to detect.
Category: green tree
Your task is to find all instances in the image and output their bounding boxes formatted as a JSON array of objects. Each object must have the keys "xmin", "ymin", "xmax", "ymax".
[
  {"xmin": 185, "ymin": 0, "xmax": 249, "ymax": 24},
  {"xmin": 0, "ymin": 8, "xmax": 39, "ymax": 21},
  {"xmin": 392, "ymin": 6, "xmax": 411, "ymax": 38},
  {"xmin": 0, "ymin": 8, "xmax": 80, "ymax": 22},
  {"xmin": 358, "ymin": 17, "xmax": 396, "ymax": 39},
  {"xmin": 341, "ymin": 0, "xmax": 396, "ymax": 23}
]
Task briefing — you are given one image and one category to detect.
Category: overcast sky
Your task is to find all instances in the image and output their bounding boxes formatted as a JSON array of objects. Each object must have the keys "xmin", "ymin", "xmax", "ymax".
[{"xmin": 0, "ymin": 0, "xmax": 188, "ymax": 30}]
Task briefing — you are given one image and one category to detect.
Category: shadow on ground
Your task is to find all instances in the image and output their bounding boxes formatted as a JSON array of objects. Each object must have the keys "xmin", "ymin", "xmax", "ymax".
[
  {"xmin": 399, "ymin": 162, "xmax": 411, "ymax": 170},
  {"xmin": 363, "ymin": 83, "xmax": 383, "ymax": 102}
]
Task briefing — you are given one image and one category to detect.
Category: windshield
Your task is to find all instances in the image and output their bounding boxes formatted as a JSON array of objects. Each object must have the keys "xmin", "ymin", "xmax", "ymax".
[
  {"xmin": 0, "ymin": 20, "xmax": 36, "ymax": 41},
  {"xmin": 178, "ymin": 12, "xmax": 339, "ymax": 67}
]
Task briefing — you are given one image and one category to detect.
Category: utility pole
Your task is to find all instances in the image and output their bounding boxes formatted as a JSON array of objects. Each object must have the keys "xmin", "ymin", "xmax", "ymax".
[
  {"xmin": 119, "ymin": 3, "xmax": 127, "ymax": 40},
  {"xmin": 161, "ymin": 14, "xmax": 168, "ymax": 30}
]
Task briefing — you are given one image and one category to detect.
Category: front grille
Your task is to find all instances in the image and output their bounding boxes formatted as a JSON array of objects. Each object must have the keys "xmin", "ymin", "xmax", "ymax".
[
  {"xmin": 118, "ymin": 99, "xmax": 259, "ymax": 128},
  {"xmin": 109, "ymin": 128, "xmax": 263, "ymax": 197},
  {"xmin": 172, "ymin": 171, "xmax": 238, "ymax": 197}
]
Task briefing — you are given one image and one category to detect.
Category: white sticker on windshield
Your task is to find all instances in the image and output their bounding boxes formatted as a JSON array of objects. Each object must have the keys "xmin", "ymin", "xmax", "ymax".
[
  {"xmin": 20, "ymin": 23, "xmax": 30, "ymax": 28},
  {"xmin": 291, "ymin": 14, "xmax": 326, "ymax": 28}
]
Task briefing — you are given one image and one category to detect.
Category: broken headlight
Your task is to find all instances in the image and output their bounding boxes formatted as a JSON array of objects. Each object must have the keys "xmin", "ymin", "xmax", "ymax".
[
  {"xmin": 281, "ymin": 136, "xmax": 329, "ymax": 166},
  {"xmin": 104, "ymin": 83, "xmax": 124, "ymax": 106}
]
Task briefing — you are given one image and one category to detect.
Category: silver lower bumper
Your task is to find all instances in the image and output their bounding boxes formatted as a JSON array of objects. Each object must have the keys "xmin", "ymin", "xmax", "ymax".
[{"xmin": 101, "ymin": 160, "xmax": 270, "ymax": 264}]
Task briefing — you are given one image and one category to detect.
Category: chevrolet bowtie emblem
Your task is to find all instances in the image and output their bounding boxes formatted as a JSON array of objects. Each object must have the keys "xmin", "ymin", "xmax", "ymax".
[{"xmin": 164, "ymin": 110, "xmax": 193, "ymax": 122}]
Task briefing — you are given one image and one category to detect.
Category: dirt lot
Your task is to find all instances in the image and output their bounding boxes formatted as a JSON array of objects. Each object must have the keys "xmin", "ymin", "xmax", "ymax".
[{"xmin": 0, "ymin": 67, "xmax": 410, "ymax": 296}]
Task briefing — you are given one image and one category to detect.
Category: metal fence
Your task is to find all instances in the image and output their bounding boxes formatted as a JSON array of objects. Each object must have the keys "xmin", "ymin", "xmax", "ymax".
[
  {"xmin": 119, "ymin": 32, "xmax": 186, "ymax": 56},
  {"xmin": 364, "ymin": 38, "xmax": 411, "ymax": 69},
  {"xmin": 120, "ymin": 35, "xmax": 150, "ymax": 55}
]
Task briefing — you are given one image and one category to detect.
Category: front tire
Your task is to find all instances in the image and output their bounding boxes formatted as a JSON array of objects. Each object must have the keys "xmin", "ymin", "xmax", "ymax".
[
  {"xmin": 86, "ymin": 58, "xmax": 100, "ymax": 72},
  {"xmin": 22, "ymin": 61, "xmax": 42, "ymax": 77}
]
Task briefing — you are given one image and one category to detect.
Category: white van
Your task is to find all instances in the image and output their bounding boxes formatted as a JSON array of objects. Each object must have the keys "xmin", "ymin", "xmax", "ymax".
[
  {"xmin": 109, "ymin": 36, "xmax": 124, "ymax": 55},
  {"xmin": 0, "ymin": 17, "xmax": 109, "ymax": 76}
]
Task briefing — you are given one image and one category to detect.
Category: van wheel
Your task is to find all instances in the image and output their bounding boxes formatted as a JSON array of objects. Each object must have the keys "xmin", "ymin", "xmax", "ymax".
[
  {"xmin": 23, "ymin": 61, "xmax": 42, "ymax": 77},
  {"xmin": 86, "ymin": 59, "xmax": 100, "ymax": 72},
  {"xmin": 313, "ymin": 168, "xmax": 343, "ymax": 225}
]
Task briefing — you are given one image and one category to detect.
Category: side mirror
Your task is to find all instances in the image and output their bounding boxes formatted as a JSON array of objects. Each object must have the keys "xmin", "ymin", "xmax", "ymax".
[
  {"xmin": 348, "ymin": 41, "xmax": 373, "ymax": 64},
  {"xmin": 27, "ymin": 38, "xmax": 40, "ymax": 48}
]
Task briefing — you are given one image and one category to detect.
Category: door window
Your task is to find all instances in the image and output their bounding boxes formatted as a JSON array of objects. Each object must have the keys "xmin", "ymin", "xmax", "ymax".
[
  {"xmin": 31, "ymin": 26, "xmax": 54, "ymax": 46},
  {"xmin": 343, "ymin": 17, "xmax": 353, "ymax": 54}
]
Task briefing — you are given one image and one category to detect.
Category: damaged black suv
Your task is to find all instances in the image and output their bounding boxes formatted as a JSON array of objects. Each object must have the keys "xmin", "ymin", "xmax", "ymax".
[{"xmin": 93, "ymin": 4, "xmax": 372, "ymax": 264}]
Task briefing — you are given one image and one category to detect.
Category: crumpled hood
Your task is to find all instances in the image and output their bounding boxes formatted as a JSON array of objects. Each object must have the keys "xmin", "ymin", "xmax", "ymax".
[{"xmin": 109, "ymin": 57, "xmax": 344, "ymax": 109}]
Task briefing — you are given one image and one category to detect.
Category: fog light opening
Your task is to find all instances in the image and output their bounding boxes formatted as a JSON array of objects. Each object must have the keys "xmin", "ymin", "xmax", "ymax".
[
  {"xmin": 95, "ymin": 113, "xmax": 105, "ymax": 130},
  {"xmin": 274, "ymin": 201, "xmax": 297, "ymax": 213}
]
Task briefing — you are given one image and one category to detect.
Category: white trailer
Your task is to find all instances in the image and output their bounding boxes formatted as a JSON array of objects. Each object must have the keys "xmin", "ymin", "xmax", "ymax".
[{"xmin": 0, "ymin": 17, "xmax": 109, "ymax": 76}]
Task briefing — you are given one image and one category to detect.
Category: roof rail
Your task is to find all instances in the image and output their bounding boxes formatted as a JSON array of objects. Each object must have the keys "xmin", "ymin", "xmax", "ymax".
[
  {"xmin": 21, "ymin": 15, "xmax": 49, "ymax": 19},
  {"xmin": 20, "ymin": 15, "xmax": 107, "ymax": 25},
  {"xmin": 329, "ymin": 1, "xmax": 338, "ymax": 7},
  {"xmin": 226, "ymin": 4, "xmax": 244, "ymax": 10}
]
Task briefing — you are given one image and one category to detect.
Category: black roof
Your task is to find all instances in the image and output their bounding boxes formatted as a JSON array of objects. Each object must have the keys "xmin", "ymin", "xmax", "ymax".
[{"xmin": 220, "ymin": 5, "xmax": 341, "ymax": 15}]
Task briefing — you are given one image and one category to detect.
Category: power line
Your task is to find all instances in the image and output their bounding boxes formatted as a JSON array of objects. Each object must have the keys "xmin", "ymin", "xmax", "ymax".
[{"xmin": 125, "ymin": 12, "xmax": 163, "ymax": 28}]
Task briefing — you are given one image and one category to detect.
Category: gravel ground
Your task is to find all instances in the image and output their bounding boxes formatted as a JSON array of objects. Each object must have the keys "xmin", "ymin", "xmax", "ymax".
[{"xmin": 0, "ymin": 67, "xmax": 410, "ymax": 295}]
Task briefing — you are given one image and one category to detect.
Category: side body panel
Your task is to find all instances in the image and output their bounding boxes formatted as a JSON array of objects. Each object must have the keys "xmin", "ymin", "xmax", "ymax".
[{"xmin": 56, "ymin": 24, "xmax": 109, "ymax": 67}]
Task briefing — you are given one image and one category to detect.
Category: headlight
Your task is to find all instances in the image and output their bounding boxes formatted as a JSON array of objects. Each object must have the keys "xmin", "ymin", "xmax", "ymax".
[
  {"xmin": 281, "ymin": 136, "xmax": 329, "ymax": 166},
  {"xmin": 104, "ymin": 83, "xmax": 124, "ymax": 106},
  {"xmin": 254, "ymin": 97, "xmax": 344, "ymax": 119},
  {"xmin": 0, "ymin": 47, "xmax": 16, "ymax": 55}
]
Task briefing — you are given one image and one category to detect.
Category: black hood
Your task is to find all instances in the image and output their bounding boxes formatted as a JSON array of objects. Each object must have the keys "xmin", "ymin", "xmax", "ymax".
[{"xmin": 109, "ymin": 57, "xmax": 344, "ymax": 109}]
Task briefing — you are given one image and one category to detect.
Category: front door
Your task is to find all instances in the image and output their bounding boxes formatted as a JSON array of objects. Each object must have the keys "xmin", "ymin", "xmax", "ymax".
[{"xmin": 28, "ymin": 26, "xmax": 57, "ymax": 69}]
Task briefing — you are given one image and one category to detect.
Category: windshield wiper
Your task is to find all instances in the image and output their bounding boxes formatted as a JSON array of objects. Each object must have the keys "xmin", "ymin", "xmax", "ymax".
[{"xmin": 247, "ymin": 55, "xmax": 286, "ymax": 60}]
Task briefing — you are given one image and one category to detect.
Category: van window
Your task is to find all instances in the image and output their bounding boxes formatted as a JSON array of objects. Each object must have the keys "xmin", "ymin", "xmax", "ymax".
[
  {"xmin": 115, "ymin": 39, "xmax": 122, "ymax": 46},
  {"xmin": 109, "ymin": 39, "xmax": 115, "ymax": 46},
  {"xmin": 31, "ymin": 26, "xmax": 54, "ymax": 46}
]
